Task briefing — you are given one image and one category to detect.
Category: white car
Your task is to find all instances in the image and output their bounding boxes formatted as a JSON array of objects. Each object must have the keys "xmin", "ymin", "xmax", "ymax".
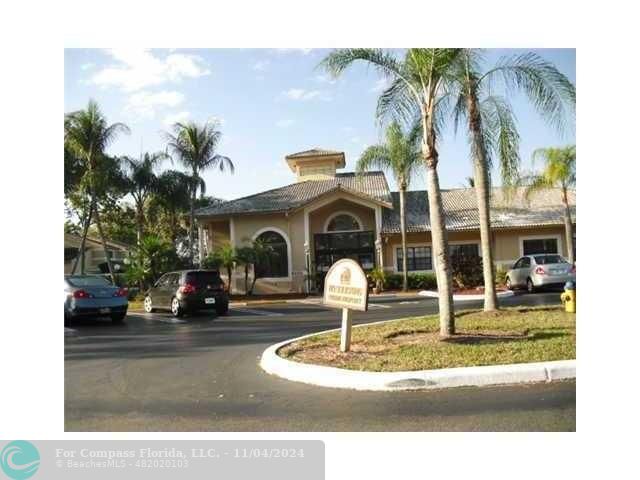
[{"xmin": 506, "ymin": 254, "xmax": 575, "ymax": 293}]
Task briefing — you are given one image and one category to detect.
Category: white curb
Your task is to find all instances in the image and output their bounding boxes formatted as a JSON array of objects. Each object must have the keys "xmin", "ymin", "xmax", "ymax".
[
  {"xmin": 418, "ymin": 290, "xmax": 515, "ymax": 301},
  {"xmin": 260, "ymin": 325, "xmax": 575, "ymax": 391}
]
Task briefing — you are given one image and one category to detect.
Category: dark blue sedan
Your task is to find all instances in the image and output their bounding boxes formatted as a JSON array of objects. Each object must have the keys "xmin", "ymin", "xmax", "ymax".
[{"xmin": 64, "ymin": 275, "xmax": 128, "ymax": 325}]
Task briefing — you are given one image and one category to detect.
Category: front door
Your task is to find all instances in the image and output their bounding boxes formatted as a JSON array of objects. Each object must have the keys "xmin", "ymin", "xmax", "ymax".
[{"xmin": 314, "ymin": 231, "xmax": 375, "ymax": 290}]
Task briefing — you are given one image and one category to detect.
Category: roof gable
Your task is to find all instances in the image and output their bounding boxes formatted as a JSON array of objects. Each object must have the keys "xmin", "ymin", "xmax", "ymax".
[{"xmin": 195, "ymin": 171, "xmax": 392, "ymax": 217}]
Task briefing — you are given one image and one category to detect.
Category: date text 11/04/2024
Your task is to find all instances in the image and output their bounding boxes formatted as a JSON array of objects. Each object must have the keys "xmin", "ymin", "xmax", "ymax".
[{"xmin": 55, "ymin": 448, "xmax": 306, "ymax": 460}]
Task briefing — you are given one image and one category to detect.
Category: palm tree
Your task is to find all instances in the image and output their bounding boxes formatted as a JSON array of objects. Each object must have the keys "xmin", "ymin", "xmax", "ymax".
[
  {"xmin": 121, "ymin": 151, "xmax": 169, "ymax": 245},
  {"xmin": 164, "ymin": 120, "xmax": 234, "ymax": 264},
  {"xmin": 235, "ymin": 246, "xmax": 256, "ymax": 295},
  {"xmin": 321, "ymin": 48, "xmax": 462, "ymax": 337},
  {"xmin": 213, "ymin": 244, "xmax": 237, "ymax": 294},
  {"xmin": 154, "ymin": 170, "xmax": 193, "ymax": 246},
  {"xmin": 356, "ymin": 121, "xmax": 421, "ymax": 292},
  {"xmin": 523, "ymin": 145, "xmax": 576, "ymax": 263},
  {"xmin": 64, "ymin": 100, "xmax": 130, "ymax": 282},
  {"xmin": 449, "ymin": 50, "xmax": 576, "ymax": 311}
]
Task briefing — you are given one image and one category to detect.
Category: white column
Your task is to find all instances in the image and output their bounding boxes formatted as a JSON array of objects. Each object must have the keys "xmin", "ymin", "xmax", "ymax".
[
  {"xmin": 229, "ymin": 217, "xmax": 236, "ymax": 247},
  {"xmin": 374, "ymin": 206, "xmax": 384, "ymax": 268}
]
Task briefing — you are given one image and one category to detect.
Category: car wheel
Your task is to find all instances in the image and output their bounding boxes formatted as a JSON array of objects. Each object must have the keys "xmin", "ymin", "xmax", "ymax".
[
  {"xmin": 526, "ymin": 278, "xmax": 536, "ymax": 293},
  {"xmin": 143, "ymin": 295, "xmax": 155, "ymax": 313},
  {"xmin": 111, "ymin": 312, "xmax": 126, "ymax": 323},
  {"xmin": 170, "ymin": 297, "xmax": 184, "ymax": 318},
  {"xmin": 216, "ymin": 302, "xmax": 229, "ymax": 316},
  {"xmin": 505, "ymin": 277, "xmax": 513, "ymax": 291}
]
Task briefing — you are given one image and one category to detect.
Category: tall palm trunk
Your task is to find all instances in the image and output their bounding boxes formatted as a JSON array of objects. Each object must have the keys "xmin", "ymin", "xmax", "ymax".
[
  {"xmin": 226, "ymin": 265, "xmax": 233, "ymax": 294},
  {"xmin": 562, "ymin": 186, "xmax": 575, "ymax": 264},
  {"xmin": 136, "ymin": 203, "xmax": 144, "ymax": 245},
  {"xmin": 468, "ymin": 92, "xmax": 498, "ymax": 311},
  {"xmin": 93, "ymin": 201, "xmax": 117, "ymax": 285},
  {"xmin": 72, "ymin": 199, "xmax": 94, "ymax": 275},
  {"xmin": 422, "ymin": 108, "xmax": 455, "ymax": 336},
  {"xmin": 189, "ymin": 184, "xmax": 197, "ymax": 266},
  {"xmin": 399, "ymin": 182, "xmax": 409, "ymax": 292}
]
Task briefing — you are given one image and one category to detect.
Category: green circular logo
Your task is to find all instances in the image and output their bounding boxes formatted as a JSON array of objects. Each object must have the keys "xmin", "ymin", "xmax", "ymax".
[{"xmin": 1, "ymin": 441, "xmax": 40, "ymax": 480}]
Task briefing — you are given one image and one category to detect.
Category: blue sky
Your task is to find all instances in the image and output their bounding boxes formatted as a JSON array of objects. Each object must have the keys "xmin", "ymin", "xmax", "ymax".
[{"xmin": 64, "ymin": 48, "xmax": 575, "ymax": 200}]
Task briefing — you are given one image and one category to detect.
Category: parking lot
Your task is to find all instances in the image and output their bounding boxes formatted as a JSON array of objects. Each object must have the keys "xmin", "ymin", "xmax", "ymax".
[{"xmin": 65, "ymin": 291, "xmax": 575, "ymax": 431}]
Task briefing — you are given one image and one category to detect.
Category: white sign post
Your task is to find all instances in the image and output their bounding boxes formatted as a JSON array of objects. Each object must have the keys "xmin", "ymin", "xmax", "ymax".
[{"xmin": 322, "ymin": 258, "xmax": 369, "ymax": 352}]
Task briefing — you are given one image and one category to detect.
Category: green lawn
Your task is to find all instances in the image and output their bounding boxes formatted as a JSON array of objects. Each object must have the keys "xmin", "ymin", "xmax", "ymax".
[{"xmin": 278, "ymin": 306, "xmax": 576, "ymax": 372}]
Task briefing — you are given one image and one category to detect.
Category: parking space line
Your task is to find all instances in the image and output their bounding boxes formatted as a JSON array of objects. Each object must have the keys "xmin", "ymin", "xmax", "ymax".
[
  {"xmin": 399, "ymin": 301, "xmax": 420, "ymax": 305},
  {"xmin": 230, "ymin": 307, "xmax": 284, "ymax": 317},
  {"xmin": 128, "ymin": 312, "xmax": 188, "ymax": 324},
  {"xmin": 369, "ymin": 303, "xmax": 391, "ymax": 309}
]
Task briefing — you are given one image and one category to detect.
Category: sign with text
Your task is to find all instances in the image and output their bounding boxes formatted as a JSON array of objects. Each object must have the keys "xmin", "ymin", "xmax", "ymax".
[{"xmin": 323, "ymin": 258, "xmax": 369, "ymax": 312}]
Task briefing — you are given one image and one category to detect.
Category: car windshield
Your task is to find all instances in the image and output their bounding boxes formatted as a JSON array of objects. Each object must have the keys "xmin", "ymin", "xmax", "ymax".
[
  {"xmin": 185, "ymin": 271, "xmax": 222, "ymax": 286},
  {"xmin": 534, "ymin": 255, "xmax": 567, "ymax": 265},
  {"xmin": 66, "ymin": 275, "xmax": 111, "ymax": 287}
]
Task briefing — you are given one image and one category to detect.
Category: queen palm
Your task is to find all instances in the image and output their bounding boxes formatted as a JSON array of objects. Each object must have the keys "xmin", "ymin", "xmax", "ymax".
[
  {"xmin": 164, "ymin": 120, "xmax": 234, "ymax": 264},
  {"xmin": 64, "ymin": 100, "xmax": 130, "ymax": 282},
  {"xmin": 523, "ymin": 145, "xmax": 576, "ymax": 263},
  {"xmin": 154, "ymin": 170, "xmax": 193, "ymax": 246},
  {"xmin": 121, "ymin": 151, "xmax": 169, "ymax": 245},
  {"xmin": 449, "ymin": 50, "xmax": 576, "ymax": 311},
  {"xmin": 321, "ymin": 48, "xmax": 462, "ymax": 337},
  {"xmin": 356, "ymin": 121, "xmax": 421, "ymax": 292}
]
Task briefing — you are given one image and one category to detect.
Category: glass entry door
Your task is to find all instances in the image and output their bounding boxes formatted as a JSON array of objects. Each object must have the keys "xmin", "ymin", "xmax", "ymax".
[{"xmin": 313, "ymin": 231, "xmax": 376, "ymax": 274}]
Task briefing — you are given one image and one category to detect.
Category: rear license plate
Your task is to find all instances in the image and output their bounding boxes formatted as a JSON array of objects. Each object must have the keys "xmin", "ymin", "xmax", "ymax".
[
  {"xmin": 99, "ymin": 307, "xmax": 111, "ymax": 314},
  {"xmin": 204, "ymin": 298, "xmax": 216, "ymax": 304},
  {"xmin": 551, "ymin": 269, "xmax": 566, "ymax": 275}
]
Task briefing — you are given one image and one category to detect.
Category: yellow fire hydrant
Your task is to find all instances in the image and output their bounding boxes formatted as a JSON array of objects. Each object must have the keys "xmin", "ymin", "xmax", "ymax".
[{"xmin": 560, "ymin": 281, "xmax": 576, "ymax": 313}]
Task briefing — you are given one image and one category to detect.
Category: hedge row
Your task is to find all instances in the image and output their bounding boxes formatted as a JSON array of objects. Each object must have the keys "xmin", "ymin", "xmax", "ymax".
[{"xmin": 383, "ymin": 272, "xmax": 437, "ymax": 290}]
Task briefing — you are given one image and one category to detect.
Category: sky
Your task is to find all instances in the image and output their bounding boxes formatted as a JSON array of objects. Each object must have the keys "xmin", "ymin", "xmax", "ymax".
[{"xmin": 64, "ymin": 48, "xmax": 575, "ymax": 200}]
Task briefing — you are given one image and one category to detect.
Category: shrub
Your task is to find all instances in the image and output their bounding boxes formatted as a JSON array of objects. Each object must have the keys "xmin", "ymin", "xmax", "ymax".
[
  {"xmin": 382, "ymin": 272, "xmax": 438, "ymax": 290},
  {"xmin": 451, "ymin": 253, "xmax": 484, "ymax": 289}
]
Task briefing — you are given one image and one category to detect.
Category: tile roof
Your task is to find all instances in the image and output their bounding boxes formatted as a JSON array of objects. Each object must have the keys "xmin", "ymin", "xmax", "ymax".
[
  {"xmin": 285, "ymin": 148, "xmax": 344, "ymax": 159},
  {"xmin": 381, "ymin": 187, "xmax": 576, "ymax": 233},
  {"xmin": 195, "ymin": 171, "xmax": 392, "ymax": 217}
]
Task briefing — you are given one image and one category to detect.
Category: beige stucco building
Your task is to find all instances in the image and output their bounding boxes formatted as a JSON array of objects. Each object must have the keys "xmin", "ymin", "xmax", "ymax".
[{"xmin": 195, "ymin": 149, "xmax": 576, "ymax": 295}]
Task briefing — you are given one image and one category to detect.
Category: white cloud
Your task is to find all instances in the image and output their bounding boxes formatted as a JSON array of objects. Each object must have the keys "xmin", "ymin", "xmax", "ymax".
[
  {"xmin": 276, "ymin": 119, "xmax": 295, "ymax": 128},
  {"xmin": 90, "ymin": 49, "xmax": 210, "ymax": 92},
  {"xmin": 273, "ymin": 48, "xmax": 313, "ymax": 55},
  {"xmin": 125, "ymin": 90, "xmax": 185, "ymax": 118},
  {"xmin": 252, "ymin": 60, "xmax": 270, "ymax": 71},
  {"xmin": 369, "ymin": 78, "xmax": 391, "ymax": 93},
  {"xmin": 314, "ymin": 73, "xmax": 337, "ymax": 85},
  {"xmin": 282, "ymin": 88, "xmax": 329, "ymax": 101},
  {"xmin": 163, "ymin": 110, "xmax": 190, "ymax": 126}
]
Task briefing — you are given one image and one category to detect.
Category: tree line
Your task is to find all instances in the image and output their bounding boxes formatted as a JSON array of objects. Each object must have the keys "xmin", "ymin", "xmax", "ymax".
[{"xmin": 64, "ymin": 101, "xmax": 233, "ymax": 288}]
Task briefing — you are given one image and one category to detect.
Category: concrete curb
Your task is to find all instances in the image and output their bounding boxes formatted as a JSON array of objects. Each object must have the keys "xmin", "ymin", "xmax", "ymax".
[
  {"xmin": 260, "ymin": 324, "xmax": 575, "ymax": 391},
  {"xmin": 418, "ymin": 290, "xmax": 515, "ymax": 301}
]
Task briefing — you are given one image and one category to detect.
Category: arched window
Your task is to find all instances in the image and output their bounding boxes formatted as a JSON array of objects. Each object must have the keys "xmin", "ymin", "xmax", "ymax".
[
  {"xmin": 326, "ymin": 213, "xmax": 361, "ymax": 232},
  {"xmin": 255, "ymin": 230, "xmax": 289, "ymax": 278}
]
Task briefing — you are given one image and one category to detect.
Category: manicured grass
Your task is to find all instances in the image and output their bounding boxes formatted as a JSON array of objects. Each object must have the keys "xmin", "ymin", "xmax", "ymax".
[{"xmin": 278, "ymin": 306, "xmax": 575, "ymax": 372}]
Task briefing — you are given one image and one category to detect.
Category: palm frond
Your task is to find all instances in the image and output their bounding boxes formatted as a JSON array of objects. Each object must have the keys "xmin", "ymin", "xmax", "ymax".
[
  {"xmin": 480, "ymin": 52, "xmax": 576, "ymax": 134},
  {"xmin": 481, "ymin": 95, "xmax": 521, "ymax": 187}
]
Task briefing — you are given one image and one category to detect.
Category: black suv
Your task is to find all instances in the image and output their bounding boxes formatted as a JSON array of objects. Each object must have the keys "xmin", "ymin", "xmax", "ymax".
[{"xmin": 143, "ymin": 270, "xmax": 229, "ymax": 317}]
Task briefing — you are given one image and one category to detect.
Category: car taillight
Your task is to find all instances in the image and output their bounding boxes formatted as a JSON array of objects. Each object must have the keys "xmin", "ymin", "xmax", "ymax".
[
  {"xmin": 73, "ymin": 289, "xmax": 92, "ymax": 299},
  {"xmin": 534, "ymin": 266, "xmax": 546, "ymax": 275},
  {"xmin": 570, "ymin": 265, "xmax": 576, "ymax": 274},
  {"xmin": 113, "ymin": 287, "xmax": 128, "ymax": 297},
  {"xmin": 179, "ymin": 283, "xmax": 196, "ymax": 294}
]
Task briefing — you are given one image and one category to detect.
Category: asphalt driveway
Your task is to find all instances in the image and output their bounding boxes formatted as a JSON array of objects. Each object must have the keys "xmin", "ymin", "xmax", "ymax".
[{"xmin": 65, "ymin": 291, "xmax": 575, "ymax": 431}]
